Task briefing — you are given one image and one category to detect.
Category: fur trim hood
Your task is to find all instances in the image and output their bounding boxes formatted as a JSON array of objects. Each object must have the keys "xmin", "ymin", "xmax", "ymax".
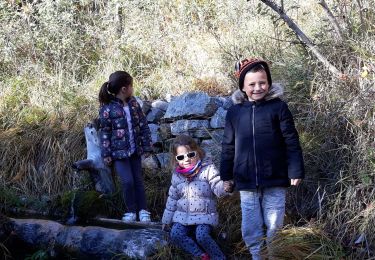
[{"xmin": 231, "ymin": 83, "xmax": 284, "ymax": 105}]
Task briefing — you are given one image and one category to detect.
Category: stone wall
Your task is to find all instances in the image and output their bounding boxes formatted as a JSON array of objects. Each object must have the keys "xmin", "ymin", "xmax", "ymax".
[{"xmin": 138, "ymin": 91, "xmax": 233, "ymax": 170}]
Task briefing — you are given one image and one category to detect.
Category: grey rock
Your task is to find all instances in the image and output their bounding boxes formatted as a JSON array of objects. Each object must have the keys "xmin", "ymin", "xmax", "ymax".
[
  {"xmin": 148, "ymin": 124, "xmax": 161, "ymax": 144},
  {"xmin": 159, "ymin": 123, "xmax": 172, "ymax": 139},
  {"xmin": 156, "ymin": 153, "xmax": 171, "ymax": 169},
  {"xmin": 136, "ymin": 97, "xmax": 152, "ymax": 114},
  {"xmin": 151, "ymin": 100, "xmax": 169, "ymax": 111},
  {"xmin": 142, "ymin": 155, "xmax": 160, "ymax": 170},
  {"xmin": 165, "ymin": 94, "xmax": 174, "ymax": 102},
  {"xmin": 210, "ymin": 129, "xmax": 224, "ymax": 144},
  {"xmin": 213, "ymin": 96, "xmax": 225, "ymax": 107},
  {"xmin": 200, "ymin": 139, "xmax": 222, "ymax": 165},
  {"xmin": 170, "ymin": 120, "xmax": 210, "ymax": 136},
  {"xmin": 191, "ymin": 129, "xmax": 211, "ymax": 138},
  {"xmin": 163, "ymin": 92, "xmax": 218, "ymax": 120},
  {"xmin": 215, "ymin": 96, "xmax": 233, "ymax": 109},
  {"xmin": 146, "ymin": 108, "xmax": 165, "ymax": 123},
  {"xmin": 210, "ymin": 107, "xmax": 227, "ymax": 128}
]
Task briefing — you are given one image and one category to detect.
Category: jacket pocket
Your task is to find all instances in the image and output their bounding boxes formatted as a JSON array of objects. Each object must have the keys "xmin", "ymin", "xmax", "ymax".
[{"xmin": 262, "ymin": 152, "xmax": 287, "ymax": 179}]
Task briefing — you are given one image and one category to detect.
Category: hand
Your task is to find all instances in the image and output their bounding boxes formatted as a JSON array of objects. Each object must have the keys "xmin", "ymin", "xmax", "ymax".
[
  {"xmin": 103, "ymin": 157, "xmax": 112, "ymax": 166},
  {"xmin": 224, "ymin": 180, "xmax": 234, "ymax": 193},
  {"xmin": 290, "ymin": 179, "xmax": 302, "ymax": 186}
]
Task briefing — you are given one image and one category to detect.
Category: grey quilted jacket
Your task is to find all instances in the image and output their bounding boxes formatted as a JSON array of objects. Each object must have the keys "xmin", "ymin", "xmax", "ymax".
[{"xmin": 162, "ymin": 159, "xmax": 227, "ymax": 227}]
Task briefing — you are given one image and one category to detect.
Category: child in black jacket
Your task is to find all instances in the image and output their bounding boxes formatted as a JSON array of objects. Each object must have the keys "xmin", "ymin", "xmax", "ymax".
[{"xmin": 220, "ymin": 58, "xmax": 304, "ymax": 259}]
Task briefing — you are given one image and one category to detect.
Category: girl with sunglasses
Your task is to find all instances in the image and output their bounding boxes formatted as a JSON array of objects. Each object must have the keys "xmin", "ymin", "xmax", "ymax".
[{"xmin": 162, "ymin": 135, "xmax": 229, "ymax": 260}]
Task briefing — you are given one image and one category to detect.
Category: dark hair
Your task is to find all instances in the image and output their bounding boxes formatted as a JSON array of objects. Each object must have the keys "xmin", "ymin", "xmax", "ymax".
[
  {"xmin": 247, "ymin": 63, "xmax": 267, "ymax": 74},
  {"xmin": 170, "ymin": 135, "xmax": 205, "ymax": 169},
  {"xmin": 98, "ymin": 71, "xmax": 133, "ymax": 105}
]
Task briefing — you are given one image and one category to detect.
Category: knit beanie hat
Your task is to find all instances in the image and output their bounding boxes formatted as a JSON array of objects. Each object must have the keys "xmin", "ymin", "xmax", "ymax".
[{"xmin": 234, "ymin": 58, "xmax": 272, "ymax": 90}]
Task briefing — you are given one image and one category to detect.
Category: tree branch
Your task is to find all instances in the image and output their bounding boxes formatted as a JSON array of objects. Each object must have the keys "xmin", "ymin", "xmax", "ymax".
[
  {"xmin": 259, "ymin": 0, "xmax": 344, "ymax": 79},
  {"xmin": 318, "ymin": 0, "xmax": 343, "ymax": 41}
]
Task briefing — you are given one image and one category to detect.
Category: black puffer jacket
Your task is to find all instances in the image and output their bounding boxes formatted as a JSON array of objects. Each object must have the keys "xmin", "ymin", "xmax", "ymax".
[{"xmin": 220, "ymin": 84, "xmax": 304, "ymax": 190}]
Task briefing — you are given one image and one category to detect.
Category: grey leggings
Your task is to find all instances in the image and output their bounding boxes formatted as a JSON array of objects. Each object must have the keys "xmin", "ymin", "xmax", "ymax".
[
  {"xmin": 170, "ymin": 223, "xmax": 226, "ymax": 259},
  {"xmin": 113, "ymin": 154, "xmax": 147, "ymax": 213}
]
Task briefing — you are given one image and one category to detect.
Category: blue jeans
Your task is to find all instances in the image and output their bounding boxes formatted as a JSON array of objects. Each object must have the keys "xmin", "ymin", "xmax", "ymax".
[
  {"xmin": 114, "ymin": 154, "xmax": 147, "ymax": 213},
  {"xmin": 240, "ymin": 187, "xmax": 286, "ymax": 260},
  {"xmin": 170, "ymin": 223, "xmax": 226, "ymax": 259}
]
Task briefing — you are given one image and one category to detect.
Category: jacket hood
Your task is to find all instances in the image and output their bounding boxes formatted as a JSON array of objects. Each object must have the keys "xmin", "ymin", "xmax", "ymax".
[{"xmin": 231, "ymin": 83, "xmax": 284, "ymax": 105}]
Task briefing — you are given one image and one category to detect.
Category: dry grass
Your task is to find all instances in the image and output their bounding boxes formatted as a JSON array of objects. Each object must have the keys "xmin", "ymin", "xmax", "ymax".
[
  {"xmin": 264, "ymin": 225, "xmax": 345, "ymax": 259},
  {"xmin": 0, "ymin": 118, "xmax": 86, "ymax": 196},
  {"xmin": 1, "ymin": 0, "xmax": 375, "ymax": 258}
]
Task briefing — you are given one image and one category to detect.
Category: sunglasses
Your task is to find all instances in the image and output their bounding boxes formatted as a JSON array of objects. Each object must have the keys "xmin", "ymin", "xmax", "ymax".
[{"xmin": 175, "ymin": 151, "xmax": 197, "ymax": 161}]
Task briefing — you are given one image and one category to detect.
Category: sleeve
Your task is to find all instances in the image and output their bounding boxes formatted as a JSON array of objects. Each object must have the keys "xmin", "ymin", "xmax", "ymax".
[
  {"xmin": 136, "ymin": 101, "xmax": 153, "ymax": 153},
  {"xmin": 219, "ymin": 107, "xmax": 235, "ymax": 181},
  {"xmin": 279, "ymin": 102, "xmax": 305, "ymax": 179},
  {"xmin": 207, "ymin": 164, "xmax": 228, "ymax": 198},
  {"xmin": 98, "ymin": 106, "xmax": 112, "ymax": 159},
  {"xmin": 161, "ymin": 174, "xmax": 180, "ymax": 225}
]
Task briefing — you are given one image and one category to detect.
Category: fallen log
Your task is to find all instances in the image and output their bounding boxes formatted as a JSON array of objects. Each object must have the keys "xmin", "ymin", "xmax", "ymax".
[
  {"xmin": 4, "ymin": 217, "xmax": 167, "ymax": 259},
  {"xmin": 90, "ymin": 217, "xmax": 162, "ymax": 230},
  {"xmin": 72, "ymin": 122, "xmax": 115, "ymax": 195}
]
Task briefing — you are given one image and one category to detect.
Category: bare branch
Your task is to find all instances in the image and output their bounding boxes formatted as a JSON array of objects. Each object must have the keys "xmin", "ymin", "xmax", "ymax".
[
  {"xmin": 259, "ymin": 0, "xmax": 344, "ymax": 79},
  {"xmin": 318, "ymin": 0, "xmax": 343, "ymax": 41}
]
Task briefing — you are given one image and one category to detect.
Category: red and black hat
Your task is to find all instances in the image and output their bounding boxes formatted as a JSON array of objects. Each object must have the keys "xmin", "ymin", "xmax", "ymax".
[{"xmin": 235, "ymin": 58, "xmax": 272, "ymax": 90}]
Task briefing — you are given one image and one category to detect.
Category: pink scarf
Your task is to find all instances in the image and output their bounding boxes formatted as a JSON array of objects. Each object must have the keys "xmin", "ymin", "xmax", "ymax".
[{"xmin": 175, "ymin": 160, "xmax": 202, "ymax": 181}]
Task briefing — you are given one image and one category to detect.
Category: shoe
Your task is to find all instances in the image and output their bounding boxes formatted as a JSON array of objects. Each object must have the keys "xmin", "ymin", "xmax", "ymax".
[
  {"xmin": 201, "ymin": 253, "xmax": 210, "ymax": 260},
  {"xmin": 122, "ymin": 212, "xmax": 136, "ymax": 222},
  {"xmin": 139, "ymin": 209, "xmax": 151, "ymax": 222}
]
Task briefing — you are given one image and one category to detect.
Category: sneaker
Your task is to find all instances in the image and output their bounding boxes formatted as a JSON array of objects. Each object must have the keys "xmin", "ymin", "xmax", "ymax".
[
  {"xmin": 139, "ymin": 209, "xmax": 151, "ymax": 222},
  {"xmin": 122, "ymin": 212, "xmax": 136, "ymax": 222}
]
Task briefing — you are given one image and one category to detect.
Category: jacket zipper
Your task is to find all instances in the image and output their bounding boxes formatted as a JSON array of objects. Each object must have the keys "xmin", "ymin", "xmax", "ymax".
[
  {"xmin": 252, "ymin": 104, "xmax": 259, "ymax": 186},
  {"xmin": 186, "ymin": 179, "xmax": 190, "ymax": 214}
]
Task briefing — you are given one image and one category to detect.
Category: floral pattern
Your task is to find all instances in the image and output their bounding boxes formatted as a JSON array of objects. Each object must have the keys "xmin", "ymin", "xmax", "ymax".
[{"xmin": 98, "ymin": 97, "xmax": 152, "ymax": 160}]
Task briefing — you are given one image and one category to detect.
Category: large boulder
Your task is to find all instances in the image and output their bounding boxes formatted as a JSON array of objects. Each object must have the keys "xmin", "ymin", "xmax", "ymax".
[{"xmin": 163, "ymin": 92, "xmax": 218, "ymax": 120}]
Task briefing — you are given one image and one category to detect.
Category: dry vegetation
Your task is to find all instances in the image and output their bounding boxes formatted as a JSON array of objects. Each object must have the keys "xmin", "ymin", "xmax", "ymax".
[{"xmin": 0, "ymin": 0, "xmax": 374, "ymax": 258}]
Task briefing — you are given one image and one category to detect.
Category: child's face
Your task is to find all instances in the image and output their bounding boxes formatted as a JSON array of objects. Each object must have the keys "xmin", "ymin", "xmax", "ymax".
[
  {"xmin": 121, "ymin": 83, "xmax": 134, "ymax": 98},
  {"xmin": 243, "ymin": 70, "xmax": 270, "ymax": 101},
  {"xmin": 175, "ymin": 145, "xmax": 199, "ymax": 169}
]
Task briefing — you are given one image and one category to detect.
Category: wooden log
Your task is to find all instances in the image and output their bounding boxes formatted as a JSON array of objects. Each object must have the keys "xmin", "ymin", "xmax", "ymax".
[
  {"xmin": 90, "ymin": 217, "xmax": 162, "ymax": 230},
  {"xmin": 4, "ymin": 217, "xmax": 167, "ymax": 259},
  {"xmin": 72, "ymin": 123, "xmax": 115, "ymax": 195}
]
